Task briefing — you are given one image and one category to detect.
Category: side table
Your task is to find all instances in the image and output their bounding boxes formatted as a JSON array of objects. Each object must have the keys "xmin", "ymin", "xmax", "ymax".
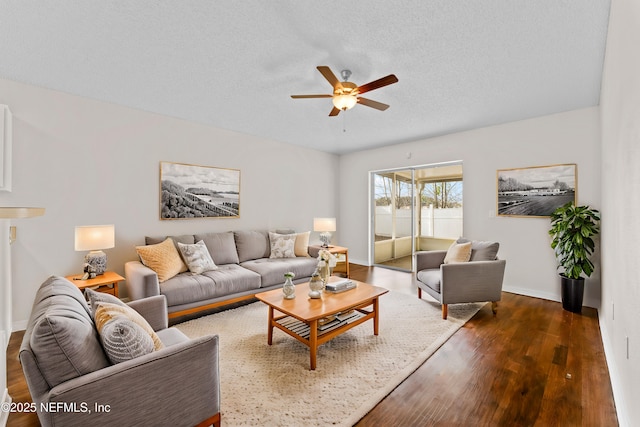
[
  {"xmin": 65, "ymin": 271, "xmax": 124, "ymax": 298},
  {"xmin": 309, "ymin": 245, "xmax": 350, "ymax": 278}
]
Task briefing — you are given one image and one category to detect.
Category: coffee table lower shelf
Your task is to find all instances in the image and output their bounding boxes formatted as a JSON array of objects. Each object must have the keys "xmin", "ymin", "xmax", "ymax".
[{"xmin": 276, "ymin": 311, "xmax": 366, "ymax": 340}]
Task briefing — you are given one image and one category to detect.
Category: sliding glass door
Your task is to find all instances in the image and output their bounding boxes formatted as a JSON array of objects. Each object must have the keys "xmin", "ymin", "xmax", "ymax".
[
  {"xmin": 371, "ymin": 162, "xmax": 463, "ymax": 272},
  {"xmin": 372, "ymin": 169, "xmax": 415, "ymax": 271}
]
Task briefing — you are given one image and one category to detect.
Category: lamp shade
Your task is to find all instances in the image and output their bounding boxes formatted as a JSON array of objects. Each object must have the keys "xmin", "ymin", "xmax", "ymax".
[
  {"xmin": 74, "ymin": 225, "xmax": 115, "ymax": 251},
  {"xmin": 313, "ymin": 218, "xmax": 336, "ymax": 232}
]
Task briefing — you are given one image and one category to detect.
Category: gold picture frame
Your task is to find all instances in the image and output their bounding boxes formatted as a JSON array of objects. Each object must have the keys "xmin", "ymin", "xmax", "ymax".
[
  {"xmin": 497, "ymin": 164, "xmax": 576, "ymax": 218},
  {"xmin": 160, "ymin": 161, "xmax": 240, "ymax": 220}
]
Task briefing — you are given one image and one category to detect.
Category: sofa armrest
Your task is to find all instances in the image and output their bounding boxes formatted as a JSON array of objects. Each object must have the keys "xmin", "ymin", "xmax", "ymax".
[
  {"xmin": 125, "ymin": 261, "xmax": 160, "ymax": 300},
  {"xmin": 415, "ymin": 250, "xmax": 447, "ymax": 271},
  {"xmin": 42, "ymin": 334, "xmax": 220, "ymax": 427},
  {"xmin": 440, "ymin": 259, "xmax": 506, "ymax": 304},
  {"xmin": 127, "ymin": 295, "xmax": 168, "ymax": 331}
]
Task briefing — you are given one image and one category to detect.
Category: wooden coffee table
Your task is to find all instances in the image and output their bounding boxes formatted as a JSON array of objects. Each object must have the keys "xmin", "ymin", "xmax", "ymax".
[{"xmin": 255, "ymin": 278, "xmax": 388, "ymax": 370}]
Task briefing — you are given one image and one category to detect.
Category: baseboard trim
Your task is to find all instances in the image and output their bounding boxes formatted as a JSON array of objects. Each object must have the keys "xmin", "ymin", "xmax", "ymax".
[
  {"xmin": 502, "ymin": 285, "xmax": 559, "ymax": 303},
  {"xmin": 598, "ymin": 312, "xmax": 629, "ymax": 427},
  {"xmin": 0, "ymin": 388, "xmax": 11, "ymax": 427}
]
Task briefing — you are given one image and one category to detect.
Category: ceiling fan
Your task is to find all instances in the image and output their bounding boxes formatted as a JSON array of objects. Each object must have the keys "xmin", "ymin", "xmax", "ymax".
[{"xmin": 291, "ymin": 66, "xmax": 398, "ymax": 117}]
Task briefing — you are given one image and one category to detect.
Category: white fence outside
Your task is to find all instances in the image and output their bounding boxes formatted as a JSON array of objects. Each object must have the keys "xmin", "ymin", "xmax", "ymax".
[{"xmin": 375, "ymin": 205, "xmax": 463, "ymax": 239}]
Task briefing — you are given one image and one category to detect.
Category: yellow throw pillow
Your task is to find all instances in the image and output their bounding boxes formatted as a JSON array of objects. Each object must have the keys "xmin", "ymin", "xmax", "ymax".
[
  {"xmin": 136, "ymin": 238, "xmax": 186, "ymax": 282},
  {"xmin": 94, "ymin": 302, "xmax": 164, "ymax": 351},
  {"xmin": 444, "ymin": 241, "xmax": 472, "ymax": 264},
  {"xmin": 294, "ymin": 231, "xmax": 311, "ymax": 257}
]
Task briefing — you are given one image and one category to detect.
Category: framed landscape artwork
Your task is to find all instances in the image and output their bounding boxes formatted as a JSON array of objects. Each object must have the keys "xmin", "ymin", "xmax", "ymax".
[
  {"xmin": 497, "ymin": 164, "xmax": 576, "ymax": 218},
  {"xmin": 160, "ymin": 161, "xmax": 240, "ymax": 220}
]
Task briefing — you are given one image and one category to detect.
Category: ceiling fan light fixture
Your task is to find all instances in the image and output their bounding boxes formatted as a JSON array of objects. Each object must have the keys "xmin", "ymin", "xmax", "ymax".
[{"xmin": 332, "ymin": 94, "xmax": 357, "ymax": 111}]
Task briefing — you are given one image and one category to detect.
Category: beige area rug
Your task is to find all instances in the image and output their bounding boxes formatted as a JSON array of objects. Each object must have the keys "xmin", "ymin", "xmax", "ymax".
[{"xmin": 175, "ymin": 290, "xmax": 483, "ymax": 427}]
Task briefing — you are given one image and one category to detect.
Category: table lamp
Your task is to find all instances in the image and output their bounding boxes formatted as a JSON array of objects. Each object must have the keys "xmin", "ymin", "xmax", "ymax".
[
  {"xmin": 313, "ymin": 217, "xmax": 336, "ymax": 248},
  {"xmin": 74, "ymin": 224, "xmax": 115, "ymax": 277}
]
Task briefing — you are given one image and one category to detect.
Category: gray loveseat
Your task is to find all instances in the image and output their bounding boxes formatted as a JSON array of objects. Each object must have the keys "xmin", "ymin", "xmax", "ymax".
[
  {"xmin": 125, "ymin": 230, "xmax": 320, "ymax": 321},
  {"xmin": 20, "ymin": 276, "xmax": 220, "ymax": 427}
]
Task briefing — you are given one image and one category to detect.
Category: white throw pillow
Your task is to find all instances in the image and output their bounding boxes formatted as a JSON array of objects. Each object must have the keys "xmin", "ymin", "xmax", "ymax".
[
  {"xmin": 443, "ymin": 241, "xmax": 472, "ymax": 264},
  {"xmin": 177, "ymin": 240, "xmax": 218, "ymax": 274},
  {"xmin": 294, "ymin": 231, "xmax": 311, "ymax": 257},
  {"xmin": 269, "ymin": 232, "xmax": 296, "ymax": 259}
]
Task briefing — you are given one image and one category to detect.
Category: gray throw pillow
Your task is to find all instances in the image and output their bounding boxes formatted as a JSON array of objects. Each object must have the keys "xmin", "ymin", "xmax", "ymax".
[
  {"xmin": 85, "ymin": 288, "xmax": 126, "ymax": 319},
  {"xmin": 457, "ymin": 238, "xmax": 500, "ymax": 261}
]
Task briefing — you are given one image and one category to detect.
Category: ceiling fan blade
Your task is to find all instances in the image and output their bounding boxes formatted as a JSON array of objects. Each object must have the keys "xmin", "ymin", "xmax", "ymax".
[
  {"xmin": 291, "ymin": 94, "xmax": 333, "ymax": 99},
  {"xmin": 329, "ymin": 107, "xmax": 341, "ymax": 116},
  {"xmin": 358, "ymin": 97, "xmax": 390, "ymax": 111},
  {"xmin": 317, "ymin": 66, "xmax": 342, "ymax": 89},
  {"xmin": 356, "ymin": 74, "xmax": 398, "ymax": 95}
]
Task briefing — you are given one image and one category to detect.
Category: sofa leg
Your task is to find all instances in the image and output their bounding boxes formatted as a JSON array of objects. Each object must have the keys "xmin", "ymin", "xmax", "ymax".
[
  {"xmin": 196, "ymin": 413, "xmax": 221, "ymax": 427},
  {"xmin": 418, "ymin": 288, "xmax": 422, "ymax": 299},
  {"xmin": 491, "ymin": 301, "xmax": 498, "ymax": 316},
  {"xmin": 442, "ymin": 304, "xmax": 448, "ymax": 320}
]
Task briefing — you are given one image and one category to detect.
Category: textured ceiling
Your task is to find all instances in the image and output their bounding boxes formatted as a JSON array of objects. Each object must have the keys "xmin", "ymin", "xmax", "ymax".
[{"xmin": 0, "ymin": 1, "xmax": 611, "ymax": 154}]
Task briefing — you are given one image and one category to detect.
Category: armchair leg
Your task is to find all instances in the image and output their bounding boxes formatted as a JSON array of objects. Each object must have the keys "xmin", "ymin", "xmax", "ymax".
[
  {"xmin": 442, "ymin": 304, "xmax": 448, "ymax": 320},
  {"xmin": 418, "ymin": 288, "xmax": 422, "ymax": 299},
  {"xmin": 491, "ymin": 301, "xmax": 498, "ymax": 316}
]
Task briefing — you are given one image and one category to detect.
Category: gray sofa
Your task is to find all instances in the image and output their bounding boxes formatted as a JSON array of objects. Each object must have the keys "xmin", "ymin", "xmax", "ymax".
[
  {"xmin": 20, "ymin": 276, "xmax": 220, "ymax": 427},
  {"xmin": 125, "ymin": 230, "xmax": 320, "ymax": 321}
]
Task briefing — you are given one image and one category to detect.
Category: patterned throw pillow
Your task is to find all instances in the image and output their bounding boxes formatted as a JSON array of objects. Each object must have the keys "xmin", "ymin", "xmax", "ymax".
[
  {"xmin": 94, "ymin": 302, "xmax": 164, "ymax": 351},
  {"xmin": 98, "ymin": 317, "xmax": 155, "ymax": 364},
  {"xmin": 177, "ymin": 240, "xmax": 218, "ymax": 274},
  {"xmin": 269, "ymin": 232, "xmax": 296, "ymax": 259},
  {"xmin": 443, "ymin": 241, "xmax": 472, "ymax": 264},
  {"xmin": 135, "ymin": 238, "xmax": 186, "ymax": 282}
]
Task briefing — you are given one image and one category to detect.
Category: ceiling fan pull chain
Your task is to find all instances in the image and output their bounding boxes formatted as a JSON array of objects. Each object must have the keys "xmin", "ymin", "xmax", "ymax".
[{"xmin": 343, "ymin": 111, "xmax": 347, "ymax": 133}]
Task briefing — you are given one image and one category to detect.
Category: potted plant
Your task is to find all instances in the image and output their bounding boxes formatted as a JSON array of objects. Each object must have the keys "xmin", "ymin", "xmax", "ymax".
[{"xmin": 548, "ymin": 202, "xmax": 600, "ymax": 313}]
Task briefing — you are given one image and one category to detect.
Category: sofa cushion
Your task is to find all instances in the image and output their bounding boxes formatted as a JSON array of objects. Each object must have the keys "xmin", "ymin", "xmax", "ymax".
[
  {"xmin": 294, "ymin": 231, "xmax": 311, "ymax": 257},
  {"xmin": 194, "ymin": 231, "xmax": 240, "ymax": 265},
  {"xmin": 146, "ymin": 234, "xmax": 195, "ymax": 248},
  {"xmin": 160, "ymin": 264, "xmax": 261, "ymax": 307},
  {"xmin": 136, "ymin": 238, "xmax": 186, "ymax": 282},
  {"xmin": 178, "ymin": 240, "xmax": 218, "ymax": 274},
  {"xmin": 234, "ymin": 230, "xmax": 270, "ymax": 262},
  {"xmin": 28, "ymin": 276, "xmax": 110, "ymax": 389},
  {"xmin": 241, "ymin": 257, "xmax": 319, "ymax": 287},
  {"xmin": 416, "ymin": 269, "xmax": 442, "ymax": 293},
  {"xmin": 443, "ymin": 241, "xmax": 472, "ymax": 264}
]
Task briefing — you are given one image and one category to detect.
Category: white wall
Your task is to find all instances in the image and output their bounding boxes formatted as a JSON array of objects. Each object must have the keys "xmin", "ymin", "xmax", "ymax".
[
  {"xmin": 599, "ymin": 0, "xmax": 640, "ymax": 424},
  {"xmin": 0, "ymin": 78, "xmax": 339, "ymax": 329},
  {"xmin": 339, "ymin": 107, "xmax": 601, "ymax": 307}
]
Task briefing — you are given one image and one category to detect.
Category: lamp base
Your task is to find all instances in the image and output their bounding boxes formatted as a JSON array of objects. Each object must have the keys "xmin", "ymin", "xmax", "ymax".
[
  {"xmin": 319, "ymin": 232, "xmax": 332, "ymax": 248},
  {"xmin": 84, "ymin": 250, "xmax": 107, "ymax": 276}
]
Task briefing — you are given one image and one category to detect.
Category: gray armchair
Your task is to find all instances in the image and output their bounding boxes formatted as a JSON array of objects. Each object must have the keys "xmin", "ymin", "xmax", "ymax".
[
  {"xmin": 20, "ymin": 276, "xmax": 221, "ymax": 427},
  {"xmin": 415, "ymin": 240, "xmax": 506, "ymax": 319}
]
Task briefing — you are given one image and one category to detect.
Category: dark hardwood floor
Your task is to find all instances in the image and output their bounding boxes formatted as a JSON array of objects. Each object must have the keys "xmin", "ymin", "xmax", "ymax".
[{"xmin": 7, "ymin": 265, "xmax": 618, "ymax": 426}]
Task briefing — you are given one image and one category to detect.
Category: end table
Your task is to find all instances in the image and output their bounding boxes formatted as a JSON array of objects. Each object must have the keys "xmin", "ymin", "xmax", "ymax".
[
  {"xmin": 66, "ymin": 271, "xmax": 124, "ymax": 298},
  {"xmin": 309, "ymin": 245, "xmax": 349, "ymax": 278}
]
